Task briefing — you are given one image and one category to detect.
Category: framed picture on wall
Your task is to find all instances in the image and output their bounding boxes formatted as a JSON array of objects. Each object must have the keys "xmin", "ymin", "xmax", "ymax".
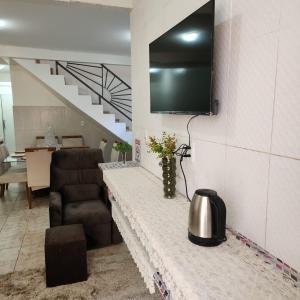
[{"xmin": 135, "ymin": 139, "xmax": 141, "ymax": 163}]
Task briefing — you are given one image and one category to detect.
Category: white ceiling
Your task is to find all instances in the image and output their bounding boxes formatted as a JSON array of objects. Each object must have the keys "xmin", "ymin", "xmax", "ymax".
[
  {"xmin": 57, "ymin": 0, "xmax": 133, "ymax": 9},
  {"xmin": 0, "ymin": 0, "xmax": 131, "ymax": 56}
]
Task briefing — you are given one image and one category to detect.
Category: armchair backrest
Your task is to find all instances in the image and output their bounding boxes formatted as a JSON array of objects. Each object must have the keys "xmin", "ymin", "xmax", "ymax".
[{"xmin": 50, "ymin": 149, "xmax": 104, "ymax": 193}]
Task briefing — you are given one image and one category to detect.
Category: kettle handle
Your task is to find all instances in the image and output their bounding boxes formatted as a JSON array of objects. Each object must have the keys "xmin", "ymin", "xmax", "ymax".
[{"xmin": 211, "ymin": 196, "xmax": 225, "ymax": 241}]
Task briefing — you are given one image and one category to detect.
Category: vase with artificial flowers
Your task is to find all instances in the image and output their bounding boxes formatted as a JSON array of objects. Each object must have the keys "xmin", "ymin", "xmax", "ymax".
[{"xmin": 147, "ymin": 132, "xmax": 177, "ymax": 198}]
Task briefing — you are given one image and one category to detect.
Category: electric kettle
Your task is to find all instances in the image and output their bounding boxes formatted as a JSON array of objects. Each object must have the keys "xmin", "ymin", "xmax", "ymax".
[{"xmin": 188, "ymin": 189, "xmax": 226, "ymax": 246}]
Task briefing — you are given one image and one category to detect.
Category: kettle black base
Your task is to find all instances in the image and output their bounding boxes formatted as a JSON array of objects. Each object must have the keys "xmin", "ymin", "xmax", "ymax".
[{"xmin": 188, "ymin": 232, "xmax": 226, "ymax": 247}]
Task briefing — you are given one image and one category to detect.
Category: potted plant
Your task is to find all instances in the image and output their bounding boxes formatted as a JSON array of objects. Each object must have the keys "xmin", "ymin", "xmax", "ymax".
[
  {"xmin": 113, "ymin": 142, "xmax": 132, "ymax": 164},
  {"xmin": 147, "ymin": 132, "xmax": 177, "ymax": 198}
]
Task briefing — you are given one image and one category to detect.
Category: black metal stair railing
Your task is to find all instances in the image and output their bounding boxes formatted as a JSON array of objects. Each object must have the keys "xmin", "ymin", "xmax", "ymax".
[{"xmin": 55, "ymin": 61, "xmax": 132, "ymax": 122}]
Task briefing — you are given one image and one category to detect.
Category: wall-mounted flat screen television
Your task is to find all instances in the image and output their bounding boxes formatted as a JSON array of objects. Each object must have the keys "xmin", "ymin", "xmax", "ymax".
[{"xmin": 149, "ymin": 0, "xmax": 215, "ymax": 115}]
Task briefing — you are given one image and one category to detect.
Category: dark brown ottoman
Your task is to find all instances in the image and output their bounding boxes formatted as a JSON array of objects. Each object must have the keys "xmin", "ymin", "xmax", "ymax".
[{"xmin": 45, "ymin": 224, "xmax": 87, "ymax": 287}]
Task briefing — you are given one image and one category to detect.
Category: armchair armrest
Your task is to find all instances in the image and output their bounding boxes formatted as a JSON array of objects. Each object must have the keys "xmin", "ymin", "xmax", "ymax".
[
  {"xmin": 101, "ymin": 184, "xmax": 110, "ymax": 208},
  {"xmin": 49, "ymin": 192, "xmax": 63, "ymax": 227}
]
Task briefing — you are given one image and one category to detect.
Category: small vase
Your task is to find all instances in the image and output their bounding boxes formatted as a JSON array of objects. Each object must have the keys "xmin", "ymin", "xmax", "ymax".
[
  {"xmin": 122, "ymin": 152, "xmax": 127, "ymax": 165},
  {"xmin": 161, "ymin": 157, "xmax": 176, "ymax": 198}
]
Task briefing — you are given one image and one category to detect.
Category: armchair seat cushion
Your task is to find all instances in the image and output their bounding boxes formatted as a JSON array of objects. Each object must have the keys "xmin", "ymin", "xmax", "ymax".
[{"xmin": 63, "ymin": 199, "xmax": 111, "ymax": 225}]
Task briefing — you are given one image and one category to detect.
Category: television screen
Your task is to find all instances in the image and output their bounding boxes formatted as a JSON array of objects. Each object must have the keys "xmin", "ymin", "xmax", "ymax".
[{"xmin": 149, "ymin": 0, "xmax": 215, "ymax": 115}]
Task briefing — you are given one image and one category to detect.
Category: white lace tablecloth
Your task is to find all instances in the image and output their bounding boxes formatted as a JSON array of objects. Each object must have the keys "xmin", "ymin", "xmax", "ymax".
[{"xmin": 103, "ymin": 167, "xmax": 300, "ymax": 300}]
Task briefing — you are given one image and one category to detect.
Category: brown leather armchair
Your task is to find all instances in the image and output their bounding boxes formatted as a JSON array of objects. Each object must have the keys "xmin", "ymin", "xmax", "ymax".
[{"xmin": 49, "ymin": 149, "xmax": 122, "ymax": 248}]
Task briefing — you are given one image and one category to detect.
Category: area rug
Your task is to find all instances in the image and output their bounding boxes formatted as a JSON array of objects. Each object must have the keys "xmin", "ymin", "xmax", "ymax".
[{"xmin": 0, "ymin": 243, "xmax": 162, "ymax": 300}]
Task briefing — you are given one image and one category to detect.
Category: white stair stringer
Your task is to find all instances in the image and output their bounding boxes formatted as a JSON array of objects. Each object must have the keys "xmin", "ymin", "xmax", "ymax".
[{"xmin": 14, "ymin": 58, "xmax": 132, "ymax": 144}]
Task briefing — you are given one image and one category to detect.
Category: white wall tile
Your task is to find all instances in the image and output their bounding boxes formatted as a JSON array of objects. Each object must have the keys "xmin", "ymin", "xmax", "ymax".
[
  {"xmin": 184, "ymin": 140, "xmax": 226, "ymax": 198},
  {"xmin": 13, "ymin": 107, "xmax": 41, "ymax": 130},
  {"xmin": 271, "ymin": 27, "xmax": 300, "ymax": 159},
  {"xmin": 231, "ymin": 0, "xmax": 281, "ymax": 41},
  {"xmin": 226, "ymin": 33, "xmax": 278, "ymax": 152},
  {"xmin": 266, "ymin": 156, "xmax": 300, "ymax": 271},
  {"xmin": 40, "ymin": 107, "xmax": 65, "ymax": 131},
  {"xmin": 215, "ymin": 0, "xmax": 231, "ymax": 26},
  {"xmin": 280, "ymin": 0, "xmax": 300, "ymax": 29},
  {"xmin": 224, "ymin": 146, "xmax": 270, "ymax": 246}
]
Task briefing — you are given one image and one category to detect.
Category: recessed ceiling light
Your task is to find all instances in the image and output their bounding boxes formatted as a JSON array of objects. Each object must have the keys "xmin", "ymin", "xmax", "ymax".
[
  {"xmin": 149, "ymin": 68, "xmax": 160, "ymax": 74},
  {"xmin": 124, "ymin": 30, "xmax": 131, "ymax": 41},
  {"xmin": 0, "ymin": 65, "xmax": 6, "ymax": 70},
  {"xmin": 0, "ymin": 19, "xmax": 8, "ymax": 29},
  {"xmin": 181, "ymin": 31, "xmax": 200, "ymax": 42},
  {"xmin": 174, "ymin": 68, "xmax": 186, "ymax": 74}
]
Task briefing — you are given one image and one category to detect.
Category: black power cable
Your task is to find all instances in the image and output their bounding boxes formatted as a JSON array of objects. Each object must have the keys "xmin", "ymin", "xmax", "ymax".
[{"xmin": 173, "ymin": 115, "xmax": 199, "ymax": 202}]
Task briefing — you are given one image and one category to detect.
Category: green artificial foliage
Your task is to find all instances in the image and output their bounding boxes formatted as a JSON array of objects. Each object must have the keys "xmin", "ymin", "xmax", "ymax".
[
  {"xmin": 113, "ymin": 142, "xmax": 132, "ymax": 153},
  {"xmin": 147, "ymin": 132, "xmax": 177, "ymax": 159}
]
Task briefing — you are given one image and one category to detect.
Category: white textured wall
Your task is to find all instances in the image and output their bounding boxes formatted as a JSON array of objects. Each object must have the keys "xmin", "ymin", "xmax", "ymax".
[
  {"xmin": 0, "ymin": 72, "xmax": 11, "ymax": 82},
  {"xmin": 130, "ymin": 0, "xmax": 300, "ymax": 270},
  {"xmin": 10, "ymin": 63, "xmax": 64, "ymax": 107}
]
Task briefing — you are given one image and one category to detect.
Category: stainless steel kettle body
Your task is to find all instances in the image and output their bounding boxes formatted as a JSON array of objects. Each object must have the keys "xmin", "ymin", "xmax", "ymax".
[{"xmin": 188, "ymin": 189, "xmax": 226, "ymax": 246}]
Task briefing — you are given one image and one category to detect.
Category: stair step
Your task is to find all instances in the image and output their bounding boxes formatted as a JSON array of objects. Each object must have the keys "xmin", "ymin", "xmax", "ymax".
[{"xmin": 14, "ymin": 58, "xmax": 133, "ymax": 145}]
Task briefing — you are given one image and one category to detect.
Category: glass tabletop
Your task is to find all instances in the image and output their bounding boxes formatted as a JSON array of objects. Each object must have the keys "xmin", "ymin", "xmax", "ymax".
[{"xmin": 2, "ymin": 154, "xmax": 26, "ymax": 164}]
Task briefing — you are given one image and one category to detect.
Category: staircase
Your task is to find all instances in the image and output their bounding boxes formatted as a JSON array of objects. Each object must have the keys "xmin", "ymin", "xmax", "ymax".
[{"xmin": 14, "ymin": 59, "xmax": 132, "ymax": 144}]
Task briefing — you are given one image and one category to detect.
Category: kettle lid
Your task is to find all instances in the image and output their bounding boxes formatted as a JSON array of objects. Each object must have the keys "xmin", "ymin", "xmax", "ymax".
[{"xmin": 194, "ymin": 189, "xmax": 217, "ymax": 197}]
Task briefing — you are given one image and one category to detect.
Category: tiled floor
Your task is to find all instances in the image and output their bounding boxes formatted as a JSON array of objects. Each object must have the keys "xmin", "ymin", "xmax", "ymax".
[{"xmin": 0, "ymin": 184, "xmax": 48, "ymax": 275}]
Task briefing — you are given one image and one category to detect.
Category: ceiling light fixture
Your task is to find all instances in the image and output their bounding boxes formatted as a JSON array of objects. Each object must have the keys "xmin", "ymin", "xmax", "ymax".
[
  {"xmin": 124, "ymin": 30, "xmax": 131, "ymax": 41},
  {"xmin": 0, "ymin": 19, "xmax": 8, "ymax": 29},
  {"xmin": 181, "ymin": 31, "xmax": 200, "ymax": 42},
  {"xmin": 0, "ymin": 65, "xmax": 6, "ymax": 70},
  {"xmin": 149, "ymin": 68, "xmax": 160, "ymax": 74},
  {"xmin": 174, "ymin": 68, "xmax": 186, "ymax": 74}
]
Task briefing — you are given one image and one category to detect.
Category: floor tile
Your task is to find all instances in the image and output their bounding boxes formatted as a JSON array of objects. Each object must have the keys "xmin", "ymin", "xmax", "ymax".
[
  {"xmin": 0, "ymin": 233, "xmax": 24, "ymax": 250},
  {"xmin": 0, "ymin": 228, "xmax": 26, "ymax": 239},
  {"xmin": 15, "ymin": 250, "xmax": 45, "ymax": 272},
  {"xmin": 0, "ymin": 247, "xmax": 19, "ymax": 275},
  {"xmin": 0, "ymin": 260, "xmax": 17, "ymax": 275},
  {"xmin": 19, "ymin": 244, "xmax": 44, "ymax": 256},
  {"xmin": 0, "ymin": 247, "xmax": 19, "ymax": 263},
  {"xmin": 0, "ymin": 217, "xmax": 7, "ymax": 232},
  {"xmin": 0, "ymin": 187, "xmax": 49, "ymax": 276},
  {"xmin": 22, "ymin": 232, "xmax": 45, "ymax": 247}
]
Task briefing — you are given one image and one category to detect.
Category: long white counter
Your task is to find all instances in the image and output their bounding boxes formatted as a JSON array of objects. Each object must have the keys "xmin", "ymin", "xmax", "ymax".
[{"xmin": 102, "ymin": 165, "xmax": 299, "ymax": 300}]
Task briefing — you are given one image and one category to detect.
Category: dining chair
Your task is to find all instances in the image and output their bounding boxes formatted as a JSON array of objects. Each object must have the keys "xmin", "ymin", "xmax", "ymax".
[
  {"xmin": 61, "ymin": 135, "xmax": 84, "ymax": 147},
  {"xmin": 0, "ymin": 147, "xmax": 5, "ymax": 163},
  {"xmin": 0, "ymin": 143, "xmax": 27, "ymax": 202},
  {"xmin": 110, "ymin": 142, "xmax": 120, "ymax": 162},
  {"xmin": 36, "ymin": 136, "xmax": 59, "ymax": 147},
  {"xmin": 25, "ymin": 147, "xmax": 56, "ymax": 209},
  {"xmin": 60, "ymin": 146, "xmax": 89, "ymax": 150},
  {"xmin": 0, "ymin": 144, "xmax": 9, "ymax": 162},
  {"xmin": 99, "ymin": 139, "xmax": 108, "ymax": 157},
  {"xmin": 0, "ymin": 143, "xmax": 12, "ymax": 191}
]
